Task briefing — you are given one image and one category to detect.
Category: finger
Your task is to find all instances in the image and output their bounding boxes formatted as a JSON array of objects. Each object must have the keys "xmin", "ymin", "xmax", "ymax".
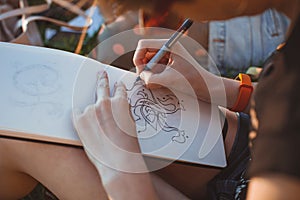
[
  {"xmin": 141, "ymin": 64, "xmax": 179, "ymax": 88},
  {"xmin": 96, "ymin": 71, "xmax": 110, "ymax": 102},
  {"xmin": 140, "ymin": 71, "xmax": 163, "ymax": 89},
  {"xmin": 133, "ymin": 47, "xmax": 151, "ymax": 74},
  {"xmin": 133, "ymin": 39, "xmax": 167, "ymax": 74},
  {"xmin": 135, "ymin": 51, "xmax": 170, "ymax": 77},
  {"xmin": 113, "ymin": 82, "xmax": 128, "ymax": 99},
  {"xmin": 144, "ymin": 51, "xmax": 170, "ymax": 65},
  {"xmin": 134, "ymin": 41, "xmax": 156, "ymax": 67}
]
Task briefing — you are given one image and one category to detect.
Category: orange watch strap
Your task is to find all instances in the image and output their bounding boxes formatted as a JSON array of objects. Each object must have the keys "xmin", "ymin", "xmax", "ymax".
[{"xmin": 231, "ymin": 73, "xmax": 253, "ymax": 112}]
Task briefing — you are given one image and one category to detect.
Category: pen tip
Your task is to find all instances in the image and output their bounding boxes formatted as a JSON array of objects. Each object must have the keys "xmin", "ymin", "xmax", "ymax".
[{"xmin": 134, "ymin": 76, "xmax": 142, "ymax": 84}]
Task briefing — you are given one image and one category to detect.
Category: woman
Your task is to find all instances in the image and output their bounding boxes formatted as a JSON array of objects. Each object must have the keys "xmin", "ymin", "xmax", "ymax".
[
  {"xmin": 1, "ymin": 0, "xmax": 298, "ymax": 199},
  {"xmin": 74, "ymin": 0, "xmax": 300, "ymax": 199}
]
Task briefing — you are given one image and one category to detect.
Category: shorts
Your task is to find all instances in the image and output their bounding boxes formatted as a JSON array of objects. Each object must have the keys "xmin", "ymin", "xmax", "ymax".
[{"xmin": 206, "ymin": 112, "xmax": 251, "ymax": 200}]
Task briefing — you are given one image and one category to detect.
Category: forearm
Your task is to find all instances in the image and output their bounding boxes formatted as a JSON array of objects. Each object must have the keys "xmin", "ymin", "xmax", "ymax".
[
  {"xmin": 192, "ymin": 71, "xmax": 239, "ymax": 108},
  {"xmin": 194, "ymin": 73, "xmax": 255, "ymax": 113},
  {"xmin": 74, "ymin": 72, "xmax": 159, "ymax": 199},
  {"xmin": 103, "ymin": 171, "xmax": 159, "ymax": 200},
  {"xmin": 93, "ymin": 155, "xmax": 159, "ymax": 200}
]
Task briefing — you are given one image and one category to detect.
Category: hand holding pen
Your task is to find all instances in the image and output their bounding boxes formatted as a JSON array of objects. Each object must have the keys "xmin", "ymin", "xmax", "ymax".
[
  {"xmin": 134, "ymin": 19, "xmax": 193, "ymax": 83},
  {"xmin": 132, "ymin": 18, "xmax": 218, "ymax": 104}
]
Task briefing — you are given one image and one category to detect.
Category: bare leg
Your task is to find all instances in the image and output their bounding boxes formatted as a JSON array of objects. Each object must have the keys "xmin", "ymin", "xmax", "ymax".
[
  {"xmin": 0, "ymin": 110, "xmax": 238, "ymax": 199},
  {"xmin": 0, "ymin": 138, "xmax": 190, "ymax": 200},
  {"xmin": 0, "ymin": 161, "xmax": 38, "ymax": 200},
  {"xmin": 0, "ymin": 138, "xmax": 108, "ymax": 200}
]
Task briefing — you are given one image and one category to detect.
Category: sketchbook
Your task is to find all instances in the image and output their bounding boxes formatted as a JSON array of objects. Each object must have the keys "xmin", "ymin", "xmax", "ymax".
[{"xmin": 0, "ymin": 42, "xmax": 226, "ymax": 167}]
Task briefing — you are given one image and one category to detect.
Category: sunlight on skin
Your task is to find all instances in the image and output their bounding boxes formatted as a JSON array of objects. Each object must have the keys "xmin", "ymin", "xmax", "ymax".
[{"xmin": 247, "ymin": 174, "xmax": 300, "ymax": 200}]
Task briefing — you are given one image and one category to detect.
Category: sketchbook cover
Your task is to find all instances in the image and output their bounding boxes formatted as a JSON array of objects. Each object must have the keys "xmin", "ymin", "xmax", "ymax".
[{"xmin": 0, "ymin": 42, "xmax": 226, "ymax": 167}]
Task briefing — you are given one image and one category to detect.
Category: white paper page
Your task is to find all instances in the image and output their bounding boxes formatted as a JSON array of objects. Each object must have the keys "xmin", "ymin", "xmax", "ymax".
[
  {"xmin": 0, "ymin": 42, "xmax": 226, "ymax": 167},
  {"xmin": 74, "ymin": 58, "xmax": 227, "ymax": 167},
  {"xmin": 0, "ymin": 42, "xmax": 85, "ymax": 142}
]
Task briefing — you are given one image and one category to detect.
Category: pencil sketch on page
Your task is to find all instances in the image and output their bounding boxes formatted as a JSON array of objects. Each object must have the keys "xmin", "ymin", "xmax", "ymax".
[
  {"xmin": 126, "ymin": 81, "xmax": 188, "ymax": 144},
  {"xmin": 11, "ymin": 64, "xmax": 64, "ymax": 118}
]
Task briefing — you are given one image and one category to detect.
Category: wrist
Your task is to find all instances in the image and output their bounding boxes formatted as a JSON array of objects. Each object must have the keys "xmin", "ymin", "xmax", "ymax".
[
  {"xmin": 96, "ymin": 153, "xmax": 149, "ymax": 182},
  {"xmin": 197, "ymin": 74, "xmax": 230, "ymax": 107},
  {"xmin": 101, "ymin": 169, "xmax": 158, "ymax": 200},
  {"xmin": 84, "ymin": 147, "xmax": 148, "ymax": 184},
  {"xmin": 224, "ymin": 77, "xmax": 241, "ymax": 108},
  {"xmin": 192, "ymin": 72, "xmax": 221, "ymax": 104}
]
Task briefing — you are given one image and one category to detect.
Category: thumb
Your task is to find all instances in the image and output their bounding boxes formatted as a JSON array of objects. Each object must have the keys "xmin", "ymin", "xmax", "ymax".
[
  {"xmin": 140, "ymin": 70, "xmax": 170, "ymax": 89},
  {"xmin": 140, "ymin": 71, "xmax": 162, "ymax": 89}
]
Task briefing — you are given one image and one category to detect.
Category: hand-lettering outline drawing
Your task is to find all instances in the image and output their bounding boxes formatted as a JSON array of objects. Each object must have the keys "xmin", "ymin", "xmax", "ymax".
[{"xmin": 127, "ymin": 81, "xmax": 188, "ymax": 143}]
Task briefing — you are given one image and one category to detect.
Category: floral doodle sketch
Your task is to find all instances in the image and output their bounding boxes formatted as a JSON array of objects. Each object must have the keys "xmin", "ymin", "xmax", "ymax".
[
  {"xmin": 12, "ymin": 64, "xmax": 63, "ymax": 118},
  {"xmin": 127, "ymin": 81, "xmax": 188, "ymax": 143}
]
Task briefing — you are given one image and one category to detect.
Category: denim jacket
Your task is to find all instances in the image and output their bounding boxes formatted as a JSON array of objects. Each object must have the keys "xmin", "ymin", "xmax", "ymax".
[{"xmin": 208, "ymin": 9, "xmax": 290, "ymax": 77}]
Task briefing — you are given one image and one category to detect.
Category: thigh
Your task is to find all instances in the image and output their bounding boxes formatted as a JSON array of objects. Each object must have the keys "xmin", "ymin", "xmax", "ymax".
[
  {"xmin": 0, "ymin": 166, "xmax": 38, "ymax": 200},
  {"xmin": 152, "ymin": 109, "xmax": 239, "ymax": 199},
  {"xmin": 0, "ymin": 138, "xmax": 39, "ymax": 199},
  {"xmin": 0, "ymin": 138, "xmax": 108, "ymax": 200}
]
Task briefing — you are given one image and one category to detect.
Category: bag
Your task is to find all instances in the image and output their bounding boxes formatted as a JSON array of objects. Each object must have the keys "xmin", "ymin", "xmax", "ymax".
[{"xmin": 0, "ymin": 0, "xmax": 93, "ymax": 47}]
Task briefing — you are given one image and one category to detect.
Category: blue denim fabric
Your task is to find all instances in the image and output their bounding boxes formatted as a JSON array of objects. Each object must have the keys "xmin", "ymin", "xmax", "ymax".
[{"xmin": 208, "ymin": 9, "xmax": 290, "ymax": 76}]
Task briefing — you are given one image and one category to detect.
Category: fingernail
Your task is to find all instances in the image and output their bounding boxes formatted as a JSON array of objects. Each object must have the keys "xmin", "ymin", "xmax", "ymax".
[{"xmin": 114, "ymin": 82, "xmax": 118, "ymax": 89}]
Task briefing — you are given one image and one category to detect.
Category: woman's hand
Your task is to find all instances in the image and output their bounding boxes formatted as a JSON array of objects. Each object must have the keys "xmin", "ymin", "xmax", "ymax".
[
  {"xmin": 73, "ymin": 71, "xmax": 147, "ymax": 174},
  {"xmin": 73, "ymin": 71, "xmax": 159, "ymax": 199},
  {"xmin": 133, "ymin": 39, "xmax": 234, "ymax": 107}
]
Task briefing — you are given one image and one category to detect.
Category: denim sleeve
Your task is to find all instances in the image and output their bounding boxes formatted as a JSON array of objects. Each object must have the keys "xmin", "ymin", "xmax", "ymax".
[{"xmin": 207, "ymin": 9, "xmax": 290, "ymax": 77}]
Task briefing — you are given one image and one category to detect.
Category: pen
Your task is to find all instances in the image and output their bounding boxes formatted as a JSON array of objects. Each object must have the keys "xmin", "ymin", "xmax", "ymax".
[{"xmin": 135, "ymin": 18, "xmax": 194, "ymax": 83}]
